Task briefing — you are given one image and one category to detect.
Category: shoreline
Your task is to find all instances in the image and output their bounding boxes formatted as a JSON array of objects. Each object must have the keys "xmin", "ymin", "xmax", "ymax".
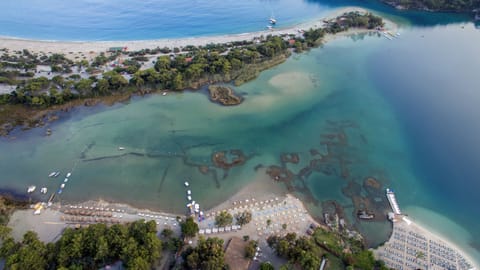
[
  {"xmin": 374, "ymin": 216, "xmax": 479, "ymax": 269},
  {"xmin": 0, "ymin": 7, "xmax": 396, "ymax": 59}
]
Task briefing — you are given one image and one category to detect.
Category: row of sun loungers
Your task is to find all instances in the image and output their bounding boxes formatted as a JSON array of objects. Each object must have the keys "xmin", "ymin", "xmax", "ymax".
[
  {"xmin": 198, "ymin": 225, "xmax": 241, "ymax": 235},
  {"xmin": 61, "ymin": 215, "xmax": 121, "ymax": 224}
]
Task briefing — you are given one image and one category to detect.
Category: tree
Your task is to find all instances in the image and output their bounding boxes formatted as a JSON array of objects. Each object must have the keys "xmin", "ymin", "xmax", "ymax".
[
  {"xmin": 215, "ymin": 211, "xmax": 233, "ymax": 227},
  {"xmin": 161, "ymin": 228, "xmax": 174, "ymax": 239},
  {"xmin": 260, "ymin": 262, "xmax": 275, "ymax": 270},
  {"xmin": 266, "ymin": 219, "xmax": 272, "ymax": 227},
  {"xmin": 235, "ymin": 211, "xmax": 252, "ymax": 226},
  {"xmin": 181, "ymin": 217, "xmax": 199, "ymax": 238},
  {"xmin": 189, "ymin": 237, "xmax": 226, "ymax": 270},
  {"xmin": 244, "ymin": 240, "xmax": 257, "ymax": 259}
]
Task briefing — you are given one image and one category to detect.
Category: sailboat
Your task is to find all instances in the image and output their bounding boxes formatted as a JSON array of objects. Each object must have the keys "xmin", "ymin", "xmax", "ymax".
[{"xmin": 269, "ymin": 11, "xmax": 277, "ymax": 24}]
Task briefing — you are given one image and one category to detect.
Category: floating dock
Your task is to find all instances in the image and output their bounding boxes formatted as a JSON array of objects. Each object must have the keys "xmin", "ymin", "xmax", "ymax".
[{"xmin": 386, "ymin": 188, "xmax": 401, "ymax": 215}]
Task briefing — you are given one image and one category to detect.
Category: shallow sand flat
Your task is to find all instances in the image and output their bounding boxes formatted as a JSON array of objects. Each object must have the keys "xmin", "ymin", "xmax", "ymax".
[{"xmin": 268, "ymin": 71, "xmax": 317, "ymax": 93}]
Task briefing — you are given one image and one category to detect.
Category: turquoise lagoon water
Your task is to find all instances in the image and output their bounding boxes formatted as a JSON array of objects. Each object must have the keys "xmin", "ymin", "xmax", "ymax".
[{"xmin": 1, "ymin": 0, "xmax": 480, "ymax": 264}]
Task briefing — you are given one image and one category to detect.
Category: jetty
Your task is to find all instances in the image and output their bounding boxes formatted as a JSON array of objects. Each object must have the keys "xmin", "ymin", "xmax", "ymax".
[{"xmin": 386, "ymin": 188, "xmax": 401, "ymax": 215}]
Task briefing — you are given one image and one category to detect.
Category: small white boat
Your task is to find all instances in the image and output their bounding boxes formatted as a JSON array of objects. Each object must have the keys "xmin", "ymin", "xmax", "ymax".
[
  {"xmin": 118, "ymin": 147, "xmax": 125, "ymax": 151},
  {"xmin": 64, "ymin": 178, "xmax": 69, "ymax": 183},
  {"xmin": 27, "ymin": 185, "xmax": 36, "ymax": 193},
  {"xmin": 187, "ymin": 190, "xmax": 191, "ymax": 195},
  {"xmin": 40, "ymin": 187, "xmax": 48, "ymax": 194},
  {"xmin": 266, "ymin": 25, "xmax": 273, "ymax": 30},
  {"xmin": 60, "ymin": 183, "xmax": 65, "ymax": 189},
  {"xmin": 269, "ymin": 17, "xmax": 277, "ymax": 24},
  {"xmin": 162, "ymin": 92, "xmax": 167, "ymax": 96},
  {"xmin": 184, "ymin": 181, "xmax": 189, "ymax": 187},
  {"xmin": 194, "ymin": 203, "xmax": 199, "ymax": 209},
  {"xmin": 54, "ymin": 172, "xmax": 60, "ymax": 177},
  {"xmin": 66, "ymin": 172, "xmax": 71, "ymax": 178},
  {"xmin": 48, "ymin": 172, "xmax": 56, "ymax": 177},
  {"xmin": 187, "ymin": 196, "xmax": 192, "ymax": 201}
]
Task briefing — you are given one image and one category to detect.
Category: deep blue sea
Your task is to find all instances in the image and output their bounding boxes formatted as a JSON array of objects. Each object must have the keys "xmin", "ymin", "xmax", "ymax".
[{"xmin": 0, "ymin": 0, "xmax": 479, "ymax": 265}]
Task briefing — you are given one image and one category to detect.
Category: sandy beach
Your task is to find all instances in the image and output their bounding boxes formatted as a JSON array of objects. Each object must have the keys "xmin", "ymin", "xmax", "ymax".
[
  {"xmin": 374, "ymin": 215, "xmax": 478, "ymax": 270},
  {"xmin": 0, "ymin": 7, "xmax": 396, "ymax": 60}
]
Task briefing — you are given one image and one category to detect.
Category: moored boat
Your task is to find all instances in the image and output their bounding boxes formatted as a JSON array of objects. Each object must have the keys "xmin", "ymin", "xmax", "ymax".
[
  {"xmin": 27, "ymin": 185, "xmax": 36, "ymax": 193},
  {"xmin": 184, "ymin": 181, "xmax": 189, "ymax": 187},
  {"xmin": 187, "ymin": 190, "xmax": 191, "ymax": 195},
  {"xmin": 187, "ymin": 196, "xmax": 192, "ymax": 201},
  {"xmin": 357, "ymin": 210, "xmax": 374, "ymax": 220},
  {"xmin": 60, "ymin": 183, "xmax": 65, "ymax": 189},
  {"xmin": 54, "ymin": 172, "xmax": 60, "ymax": 177},
  {"xmin": 48, "ymin": 172, "xmax": 56, "ymax": 177},
  {"xmin": 66, "ymin": 172, "xmax": 71, "ymax": 178},
  {"xmin": 40, "ymin": 187, "xmax": 48, "ymax": 194}
]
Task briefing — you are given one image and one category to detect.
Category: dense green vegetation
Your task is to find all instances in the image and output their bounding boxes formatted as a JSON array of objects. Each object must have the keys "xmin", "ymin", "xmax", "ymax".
[
  {"xmin": 381, "ymin": 0, "xmax": 480, "ymax": 12},
  {"xmin": 267, "ymin": 228, "xmax": 389, "ymax": 270},
  {"xmin": 182, "ymin": 237, "xmax": 227, "ymax": 270},
  {"xmin": 0, "ymin": 220, "xmax": 161, "ymax": 270},
  {"xmin": 181, "ymin": 217, "xmax": 199, "ymax": 238}
]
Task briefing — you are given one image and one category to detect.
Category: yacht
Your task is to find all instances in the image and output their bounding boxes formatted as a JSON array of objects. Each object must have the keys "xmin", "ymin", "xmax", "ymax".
[
  {"xmin": 357, "ymin": 210, "xmax": 374, "ymax": 220},
  {"xmin": 269, "ymin": 17, "xmax": 277, "ymax": 24},
  {"xmin": 27, "ymin": 185, "xmax": 36, "ymax": 193}
]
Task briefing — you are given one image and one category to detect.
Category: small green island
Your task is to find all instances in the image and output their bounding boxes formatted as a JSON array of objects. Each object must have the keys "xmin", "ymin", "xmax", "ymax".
[{"xmin": 208, "ymin": 85, "xmax": 243, "ymax": 106}]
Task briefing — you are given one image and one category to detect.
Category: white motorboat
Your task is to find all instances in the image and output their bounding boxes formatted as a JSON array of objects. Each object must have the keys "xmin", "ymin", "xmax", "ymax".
[
  {"xmin": 66, "ymin": 172, "xmax": 71, "ymax": 178},
  {"xmin": 184, "ymin": 181, "xmax": 189, "ymax": 187},
  {"xmin": 64, "ymin": 178, "xmax": 68, "ymax": 183},
  {"xmin": 54, "ymin": 172, "xmax": 60, "ymax": 177},
  {"xmin": 187, "ymin": 196, "xmax": 192, "ymax": 201},
  {"xmin": 27, "ymin": 185, "xmax": 36, "ymax": 193},
  {"xmin": 48, "ymin": 172, "xmax": 56, "ymax": 177},
  {"xmin": 269, "ymin": 17, "xmax": 277, "ymax": 24},
  {"xmin": 118, "ymin": 147, "xmax": 125, "ymax": 151},
  {"xmin": 187, "ymin": 190, "xmax": 191, "ymax": 195},
  {"xmin": 40, "ymin": 187, "xmax": 48, "ymax": 194},
  {"xmin": 60, "ymin": 183, "xmax": 65, "ymax": 189}
]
